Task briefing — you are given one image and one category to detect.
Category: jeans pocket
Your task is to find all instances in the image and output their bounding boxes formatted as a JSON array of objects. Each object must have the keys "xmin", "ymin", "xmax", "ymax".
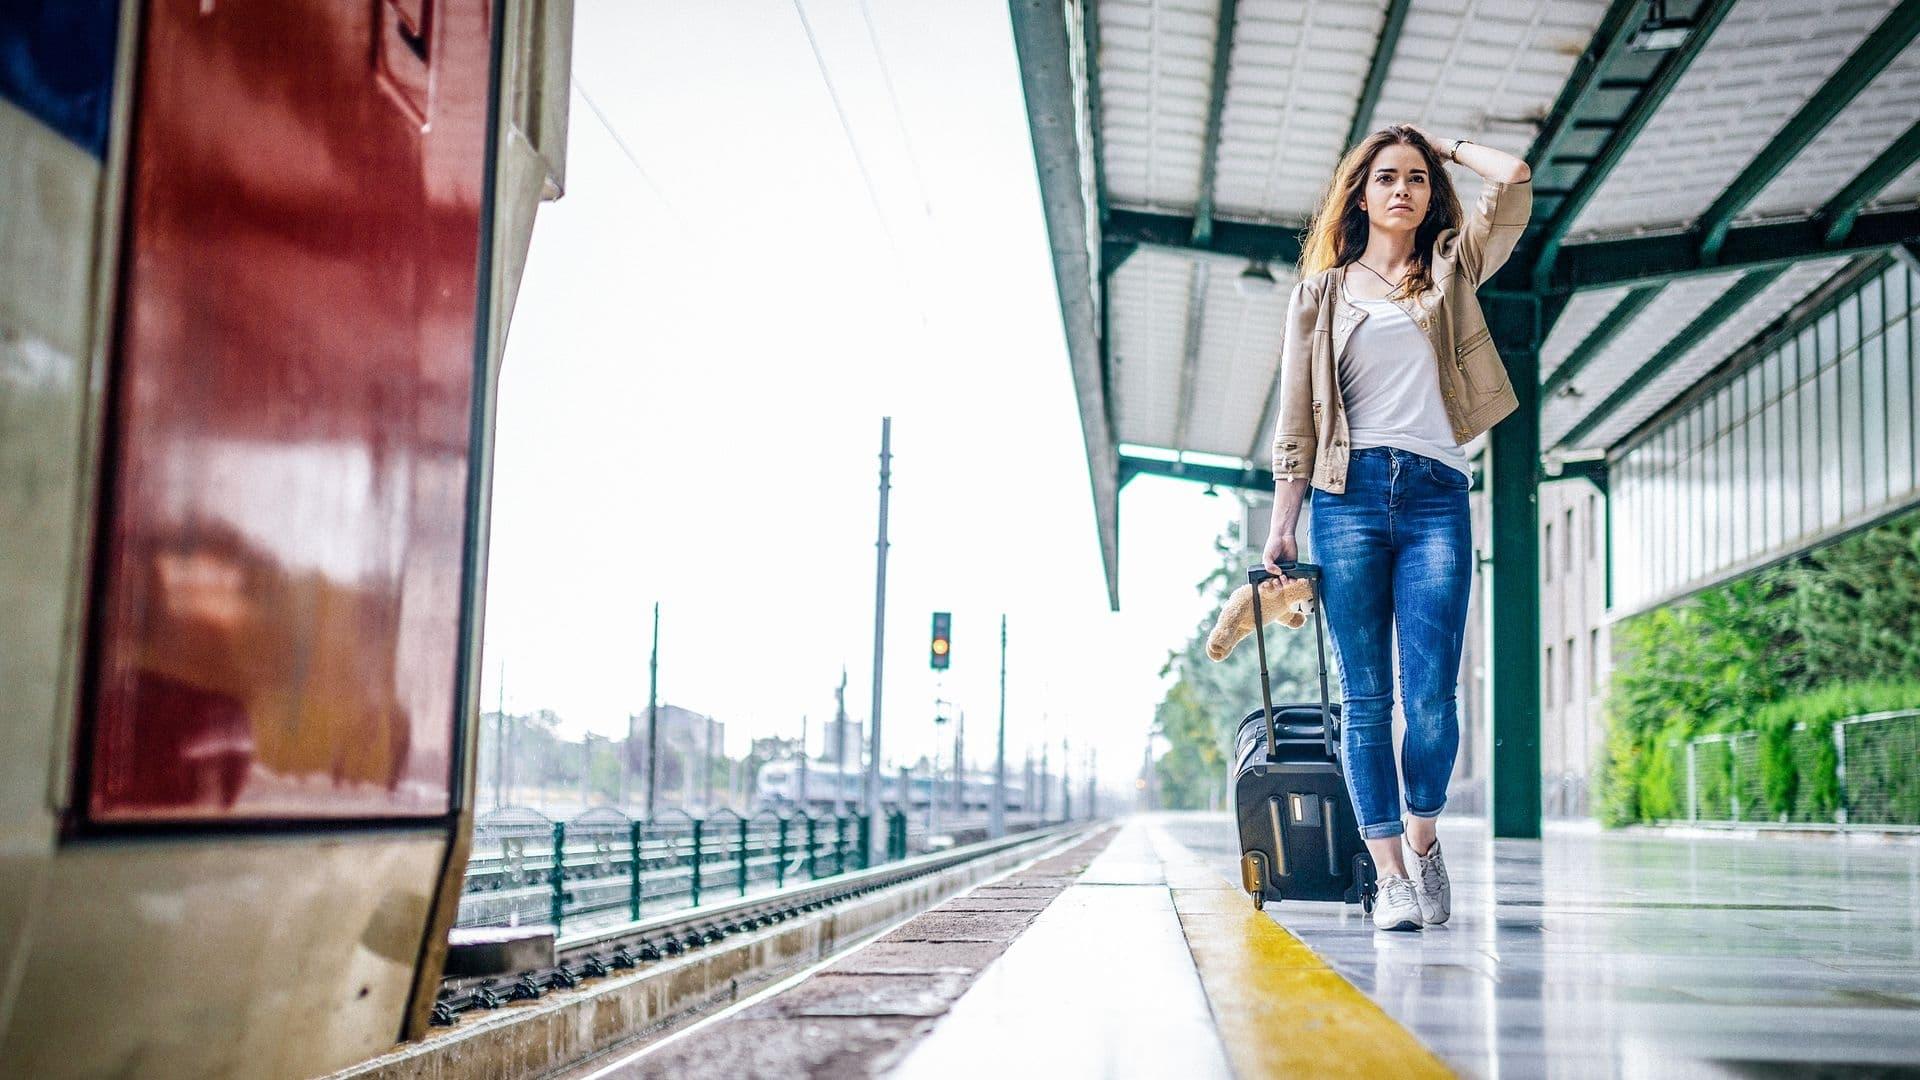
[{"xmin": 1426, "ymin": 459, "xmax": 1470, "ymax": 490}]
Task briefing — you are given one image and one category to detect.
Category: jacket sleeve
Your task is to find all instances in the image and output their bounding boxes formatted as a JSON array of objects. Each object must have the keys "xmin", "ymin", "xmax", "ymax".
[
  {"xmin": 1455, "ymin": 176, "xmax": 1532, "ymax": 288},
  {"xmin": 1271, "ymin": 278, "xmax": 1318, "ymax": 482}
]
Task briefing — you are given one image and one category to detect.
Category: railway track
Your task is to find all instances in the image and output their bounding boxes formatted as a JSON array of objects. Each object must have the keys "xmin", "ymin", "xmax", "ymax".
[{"xmin": 432, "ymin": 820, "xmax": 1093, "ymax": 1026}]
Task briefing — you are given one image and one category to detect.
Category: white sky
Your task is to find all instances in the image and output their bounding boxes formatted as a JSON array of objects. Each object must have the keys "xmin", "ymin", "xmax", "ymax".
[{"xmin": 480, "ymin": 0, "xmax": 1247, "ymax": 788}]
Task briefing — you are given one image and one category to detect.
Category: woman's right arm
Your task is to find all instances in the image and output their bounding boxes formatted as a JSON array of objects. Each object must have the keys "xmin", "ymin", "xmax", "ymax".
[
  {"xmin": 1263, "ymin": 478, "xmax": 1309, "ymax": 577},
  {"xmin": 1265, "ymin": 278, "xmax": 1318, "ymax": 577}
]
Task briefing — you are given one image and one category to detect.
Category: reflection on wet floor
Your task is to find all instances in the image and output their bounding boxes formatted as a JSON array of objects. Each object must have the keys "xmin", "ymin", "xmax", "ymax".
[{"xmin": 1163, "ymin": 813, "xmax": 1920, "ymax": 1079}]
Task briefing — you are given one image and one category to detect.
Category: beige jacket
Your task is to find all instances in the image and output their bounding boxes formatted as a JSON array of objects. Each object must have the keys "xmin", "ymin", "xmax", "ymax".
[{"xmin": 1270, "ymin": 176, "xmax": 1532, "ymax": 493}]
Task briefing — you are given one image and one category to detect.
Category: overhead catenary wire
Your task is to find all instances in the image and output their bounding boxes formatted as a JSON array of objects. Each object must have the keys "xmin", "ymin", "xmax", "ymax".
[
  {"xmin": 789, "ymin": 0, "xmax": 928, "ymax": 333},
  {"xmin": 572, "ymin": 73, "xmax": 691, "ymax": 231},
  {"xmin": 856, "ymin": 0, "xmax": 935, "ymax": 220}
]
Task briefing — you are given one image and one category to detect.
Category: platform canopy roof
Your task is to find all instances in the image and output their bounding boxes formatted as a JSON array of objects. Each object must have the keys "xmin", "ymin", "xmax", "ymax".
[{"xmin": 1009, "ymin": 0, "xmax": 1920, "ymax": 608}]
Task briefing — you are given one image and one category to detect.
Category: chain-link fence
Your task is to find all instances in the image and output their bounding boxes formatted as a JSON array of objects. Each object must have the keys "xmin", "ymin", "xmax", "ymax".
[
  {"xmin": 1675, "ymin": 711, "xmax": 1919, "ymax": 830},
  {"xmin": 1841, "ymin": 712, "xmax": 1920, "ymax": 826}
]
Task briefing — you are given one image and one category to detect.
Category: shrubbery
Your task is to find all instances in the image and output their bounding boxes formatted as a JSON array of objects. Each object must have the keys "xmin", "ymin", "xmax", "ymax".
[{"xmin": 1598, "ymin": 506, "xmax": 1920, "ymax": 825}]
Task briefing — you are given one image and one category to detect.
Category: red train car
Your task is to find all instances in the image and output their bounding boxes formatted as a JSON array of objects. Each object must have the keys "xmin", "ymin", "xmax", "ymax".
[{"xmin": 0, "ymin": 1, "xmax": 569, "ymax": 1075}]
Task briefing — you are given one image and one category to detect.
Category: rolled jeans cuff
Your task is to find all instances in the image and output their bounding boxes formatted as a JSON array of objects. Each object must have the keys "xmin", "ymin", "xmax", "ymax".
[
  {"xmin": 1405, "ymin": 801, "xmax": 1446, "ymax": 820},
  {"xmin": 1359, "ymin": 820, "xmax": 1405, "ymax": 840}
]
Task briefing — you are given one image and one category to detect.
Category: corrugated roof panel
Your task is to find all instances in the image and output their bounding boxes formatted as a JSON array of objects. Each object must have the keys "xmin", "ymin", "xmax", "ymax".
[
  {"xmin": 1181, "ymin": 258, "xmax": 1296, "ymax": 458},
  {"xmin": 1578, "ymin": 256, "xmax": 1855, "ymax": 446},
  {"xmin": 1367, "ymin": 0, "xmax": 1611, "ymax": 166},
  {"xmin": 1540, "ymin": 285, "xmax": 1635, "ymax": 384},
  {"xmin": 1540, "ymin": 271, "xmax": 1747, "ymax": 445},
  {"xmin": 1109, "ymin": 247, "xmax": 1200, "ymax": 447},
  {"xmin": 1742, "ymin": 36, "xmax": 1920, "ymax": 222},
  {"xmin": 1867, "ymin": 153, "xmax": 1920, "ymax": 209},
  {"xmin": 1566, "ymin": 0, "xmax": 1899, "ymax": 240},
  {"xmin": 1209, "ymin": 0, "xmax": 1382, "ymax": 222},
  {"xmin": 1098, "ymin": 0, "xmax": 1221, "ymax": 212}
]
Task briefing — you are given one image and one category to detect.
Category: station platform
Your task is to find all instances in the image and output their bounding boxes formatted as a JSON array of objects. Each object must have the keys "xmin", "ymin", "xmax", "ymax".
[{"xmin": 572, "ymin": 814, "xmax": 1920, "ymax": 1078}]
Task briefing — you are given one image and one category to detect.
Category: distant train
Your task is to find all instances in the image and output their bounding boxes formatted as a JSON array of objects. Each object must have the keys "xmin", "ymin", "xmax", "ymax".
[{"xmin": 753, "ymin": 758, "xmax": 1034, "ymax": 815}]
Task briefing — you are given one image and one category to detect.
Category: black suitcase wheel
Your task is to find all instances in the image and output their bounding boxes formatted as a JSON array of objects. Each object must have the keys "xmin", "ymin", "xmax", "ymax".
[{"xmin": 1252, "ymin": 891, "xmax": 1265, "ymax": 911}]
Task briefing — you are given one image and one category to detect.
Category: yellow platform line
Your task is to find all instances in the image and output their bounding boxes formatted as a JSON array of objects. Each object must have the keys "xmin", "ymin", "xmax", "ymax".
[{"xmin": 1152, "ymin": 825, "xmax": 1454, "ymax": 1080}]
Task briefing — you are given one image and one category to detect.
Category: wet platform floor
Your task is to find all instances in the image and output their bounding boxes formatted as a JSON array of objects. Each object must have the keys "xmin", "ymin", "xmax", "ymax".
[
  {"xmin": 581, "ymin": 814, "xmax": 1920, "ymax": 1078},
  {"xmin": 1166, "ymin": 813, "xmax": 1920, "ymax": 1078}
]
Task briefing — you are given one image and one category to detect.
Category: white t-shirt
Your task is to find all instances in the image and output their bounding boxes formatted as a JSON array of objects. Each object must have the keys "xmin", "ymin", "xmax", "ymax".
[{"xmin": 1336, "ymin": 278, "xmax": 1472, "ymax": 484}]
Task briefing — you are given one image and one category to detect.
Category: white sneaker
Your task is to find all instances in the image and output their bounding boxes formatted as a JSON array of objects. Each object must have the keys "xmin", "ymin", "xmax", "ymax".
[
  {"xmin": 1372, "ymin": 874, "xmax": 1423, "ymax": 932},
  {"xmin": 1411, "ymin": 838, "xmax": 1450, "ymax": 926}
]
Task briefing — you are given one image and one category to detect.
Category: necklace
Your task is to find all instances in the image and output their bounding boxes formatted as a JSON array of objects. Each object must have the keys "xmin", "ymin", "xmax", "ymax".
[{"xmin": 1353, "ymin": 260, "xmax": 1407, "ymax": 291}]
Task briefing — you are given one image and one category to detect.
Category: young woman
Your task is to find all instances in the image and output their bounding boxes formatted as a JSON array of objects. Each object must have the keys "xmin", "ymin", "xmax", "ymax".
[{"xmin": 1261, "ymin": 124, "xmax": 1531, "ymax": 931}]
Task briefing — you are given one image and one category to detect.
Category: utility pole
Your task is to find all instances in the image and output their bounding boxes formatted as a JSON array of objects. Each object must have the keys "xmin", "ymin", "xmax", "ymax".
[
  {"xmin": 863, "ymin": 418, "xmax": 892, "ymax": 863},
  {"xmin": 580, "ymin": 733, "xmax": 593, "ymax": 808},
  {"xmin": 991, "ymin": 614, "xmax": 1007, "ymax": 838},
  {"xmin": 493, "ymin": 659, "xmax": 506, "ymax": 810},
  {"xmin": 833, "ymin": 670, "xmax": 849, "ymax": 811},
  {"xmin": 929, "ymin": 735, "xmax": 942, "ymax": 838},
  {"xmin": 645, "ymin": 602, "xmax": 660, "ymax": 822},
  {"xmin": 1087, "ymin": 747, "xmax": 1097, "ymax": 820},
  {"xmin": 952, "ymin": 710, "xmax": 965, "ymax": 815},
  {"xmin": 1061, "ymin": 738, "xmax": 1072, "ymax": 822},
  {"xmin": 1039, "ymin": 741, "xmax": 1050, "ymax": 819},
  {"xmin": 702, "ymin": 714, "xmax": 715, "ymax": 813},
  {"xmin": 798, "ymin": 715, "xmax": 810, "ymax": 809}
]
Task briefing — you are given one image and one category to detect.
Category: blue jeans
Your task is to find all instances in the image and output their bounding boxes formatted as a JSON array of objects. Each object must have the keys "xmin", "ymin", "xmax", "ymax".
[{"xmin": 1308, "ymin": 446, "xmax": 1472, "ymax": 840}]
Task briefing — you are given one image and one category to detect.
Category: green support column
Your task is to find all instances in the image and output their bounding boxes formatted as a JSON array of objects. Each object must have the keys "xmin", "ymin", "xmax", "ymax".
[{"xmin": 1488, "ymin": 295, "xmax": 1543, "ymax": 839}]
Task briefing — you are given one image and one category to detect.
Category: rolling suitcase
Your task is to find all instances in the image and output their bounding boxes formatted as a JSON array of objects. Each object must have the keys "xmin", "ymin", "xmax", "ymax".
[{"xmin": 1233, "ymin": 562, "xmax": 1377, "ymax": 912}]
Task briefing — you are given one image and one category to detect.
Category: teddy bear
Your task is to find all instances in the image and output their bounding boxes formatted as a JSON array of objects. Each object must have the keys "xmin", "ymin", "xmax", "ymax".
[{"xmin": 1205, "ymin": 575, "xmax": 1317, "ymax": 661}]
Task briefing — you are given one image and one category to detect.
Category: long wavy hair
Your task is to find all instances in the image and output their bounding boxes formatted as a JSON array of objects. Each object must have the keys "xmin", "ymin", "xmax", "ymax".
[{"xmin": 1296, "ymin": 125, "xmax": 1463, "ymax": 300}]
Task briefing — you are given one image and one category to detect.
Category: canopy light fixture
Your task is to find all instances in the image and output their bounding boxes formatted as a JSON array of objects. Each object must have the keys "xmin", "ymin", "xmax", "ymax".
[
  {"xmin": 1236, "ymin": 260, "xmax": 1279, "ymax": 297},
  {"xmin": 1631, "ymin": 0, "xmax": 1693, "ymax": 51}
]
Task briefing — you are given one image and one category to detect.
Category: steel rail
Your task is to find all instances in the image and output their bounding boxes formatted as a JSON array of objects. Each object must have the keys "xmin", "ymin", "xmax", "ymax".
[{"xmin": 431, "ymin": 820, "xmax": 1097, "ymax": 1025}]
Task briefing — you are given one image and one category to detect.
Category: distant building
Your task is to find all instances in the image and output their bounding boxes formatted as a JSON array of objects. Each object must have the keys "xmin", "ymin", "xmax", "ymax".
[{"xmin": 626, "ymin": 703, "xmax": 723, "ymax": 808}]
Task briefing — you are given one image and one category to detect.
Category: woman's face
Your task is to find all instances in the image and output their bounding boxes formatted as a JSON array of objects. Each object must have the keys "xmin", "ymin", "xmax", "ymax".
[{"xmin": 1358, "ymin": 143, "xmax": 1431, "ymax": 234}]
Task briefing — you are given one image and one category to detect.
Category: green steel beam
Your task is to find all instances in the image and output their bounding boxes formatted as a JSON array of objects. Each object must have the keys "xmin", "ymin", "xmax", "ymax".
[
  {"xmin": 1821, "ymin": 118, "xmax": 1920, "ymax": 244},
  {"xmin": 1105, "ymin": 208, "xmax": 1305, "ymax": 267},
  {"xmin": 1895, "ymin": 239, "xmax": 1920, "ymax": 276},
  {"xmin": 1118, "ymin": 455, "xmax": 1273, "ymax": 493},
  {"xmin": 1540, "ymin": 284, "xmax": 1665, "ymax": 401},
  {"xmin": 1529, "ymin": 0, "xmax": 1740, "ymax": 293},
  {"xmin": 1547, "ymin": 207, "xmax": 1920, "ymax": 292},
  {"xmin": 1170, "ymin": 263, "xmax": 1211, "ymax": 453},
  {"xmin": 1698, "ymin": 0, "xmax": 1920, "ymax": 262},
  {"xmin": 1344, "ymin": 0, "xmax": 1413, "ymax": 150},
  {"xmin": 1009, "ymin": 0, "xmax": 1122, "ymax": 609},
  {"xmin": 1558, "ymin": 266, "xmax": 1788, "ymax": 449},
  {"xmin": 1486, "ymin": 293, "xmax": 1543, "ymax": 839},
  {"xmin": 1191, "ymin": 0, "xmax": 1238, "ymax": 245},
  {"xmin": 1542, "ymin": 456, "xmax": 1609, "ymax": 493}
]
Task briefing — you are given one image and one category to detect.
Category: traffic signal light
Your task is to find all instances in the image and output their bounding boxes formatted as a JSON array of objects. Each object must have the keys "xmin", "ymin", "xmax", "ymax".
[{"xmin": 930, "ymin": 612, "xmax": 951, "ymax": 670}]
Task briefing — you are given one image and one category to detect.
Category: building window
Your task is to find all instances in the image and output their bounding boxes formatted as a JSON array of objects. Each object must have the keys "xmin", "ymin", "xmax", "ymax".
[
  {"xmin": 1589, "ymin": 628, "xmax": 1601, "ymax": 698},
  {"xmin": 1564, "ymin": 507, "xmax": 1574, "ymax": 574},
  {"xmin": 1566, "ymin": 637, "xmax": 1576, "ymax": 707},
  {"xmin": 1545, "ymin": 645, "xmax": 1555, "ymax": 708},
  {"xmin": 1544, "ymin": 523, "xmax": 1554, "ymax": 582},
  {"xmin": 1587, "ymin": 493, "xmax": 1598, "ymax": 561}
]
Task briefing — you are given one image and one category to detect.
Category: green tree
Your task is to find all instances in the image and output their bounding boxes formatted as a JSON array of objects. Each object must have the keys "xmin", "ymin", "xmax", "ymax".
[
  {"xmin": 1598, "ymin": 506, "xmax": 1920, "ymax": 825},
  {"xmin": 1154, "ymin": 521, "xmax": 1330, "ymax": 809}
]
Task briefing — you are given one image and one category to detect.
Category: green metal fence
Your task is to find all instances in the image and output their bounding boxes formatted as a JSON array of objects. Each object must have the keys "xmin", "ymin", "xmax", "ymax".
[
  {"xmin": 1679, "ymin": 711, "xmax": 1920, "ymax": 830},
  {"xmin": 458, "ymin": 805, "xmax": 909, "ymax": 933}
]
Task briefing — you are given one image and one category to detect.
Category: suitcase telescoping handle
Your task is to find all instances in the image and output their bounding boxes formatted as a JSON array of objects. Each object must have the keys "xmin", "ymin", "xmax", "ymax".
[{"xmin": 1247, "ymin": 562, "xmax": 1336, "ymax": 762}]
